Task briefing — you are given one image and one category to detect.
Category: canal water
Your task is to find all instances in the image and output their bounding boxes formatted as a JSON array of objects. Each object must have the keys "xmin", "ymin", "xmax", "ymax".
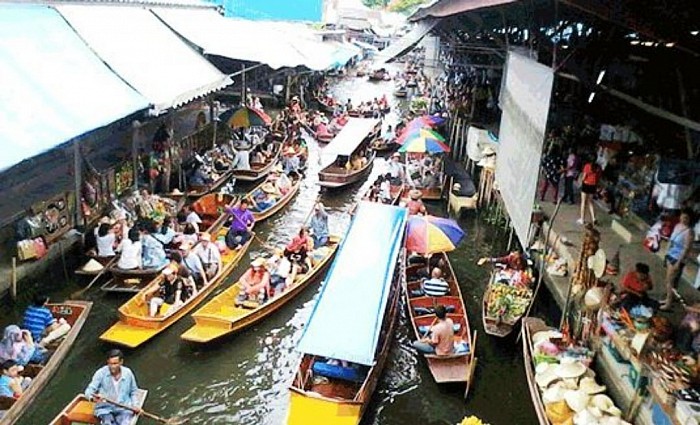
[{"xmin": 12, "ymin": 70, "xmax": 555, "ymax": 425}]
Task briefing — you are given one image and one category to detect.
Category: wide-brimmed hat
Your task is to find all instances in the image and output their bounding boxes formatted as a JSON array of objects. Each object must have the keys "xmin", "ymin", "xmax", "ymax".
[
  {"xmin": 262, "ymin": 182, "xmax": 277, "ymax": 194},
  {"xmin": 564, "ymin": 389, "xmax": 591, "ymax": 413},
  {"xmin": 392, "ymin": 152, "xmax": 401, "ymax": 158},
  {"xmin": 273, "ymin": 164, "xmax": 284, "ymax": 173},
  {"xmin": 180, "ymin": 242, "xmax": 193, "ymax": 250},
  {"xmin": 82, "ymin": 259, "xmax": 104, "ymax": 273},
  {"xmin": 200, "ymin": 232, "xmax": 211, "ymax": 242},
  {"xmin": 584, "ymin": 287, "xmax": 605, "ymax": 310},
  {"xmin": 162, "ymin": 267, "xmax": 174, "ymax": 275},
  {"xmin": 251, "ymin": 257, "xmax": 266, "ymax": 268},
  {"xmin": 555, "ymin": 360, "xmax": 587, "ymax": 379},
  {"xmin": 172, "ymin": 188, "xmax": 184, "ymax": 195},
  {"xmin": 578, "ymin": 377, "xmax": 606, "ymax": 395},
  {"xmin": 590, "ymin": 394, "xmax": 621, "ymax": 417},
  {"xmin": 409, "ymin": 189, "xmax": 422, "ymax": 200},
  {"xmin": 536, "ymin": 363, "xmax": 560, "ymax": 389},
  {"xmin": 587, "ymin": 249, "xmax": 607, "ymax": 279}
]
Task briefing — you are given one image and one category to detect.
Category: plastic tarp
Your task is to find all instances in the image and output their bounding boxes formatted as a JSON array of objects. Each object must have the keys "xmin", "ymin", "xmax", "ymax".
[
  {"xmin": 296, "ymin": 202, "xmax": 407, "ymax": 366},
  {"xmin": 375, "ymin": 18, "xmax": 439, "ymax": 64},
  {"xmin": 57, "ymin": 5, "xmax": 232, "ymax": 115},
  {"xmin": 0, "ymin": 4, "xmax": 149, "ymax": 171},
  {"xmin": 320, "ymin": 118, "xmax": 379, "ymax": 168},
  {"xmin": 153, "ymin": 9, "xmax": 326, "ymax": 70},
  {"xmin": 327, "ymin": 41, "xmax": 363, "ymax": 68}
]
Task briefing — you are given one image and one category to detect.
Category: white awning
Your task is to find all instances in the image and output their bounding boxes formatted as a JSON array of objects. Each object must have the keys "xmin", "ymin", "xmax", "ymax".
[
  {"xmin": 321, "ymin": 117, "xmax": 379, "ymax": 168},
  {"xmin": 375, "ymin": 18, "xmax": 439, "ymax": 64},
  {"xmin": 57, "ymin": 5, "xmax": 231, "ymax": 115}
]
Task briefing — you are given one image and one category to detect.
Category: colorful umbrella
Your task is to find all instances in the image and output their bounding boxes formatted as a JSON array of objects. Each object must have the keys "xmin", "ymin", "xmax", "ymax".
[
  {"xmin": 406, "ymin": 215, "xmax": 465, "ymax": 254},
  {"xmin": 398, "ymin": 132, "xmax": 451, "ymax": 153},
  {"xmin": 220, "ymin": 106, "xmax": 271, "ymax": 128},
  {"xmin": 397, "ymin": 127, "xmax": 445, "ymax": 144}
]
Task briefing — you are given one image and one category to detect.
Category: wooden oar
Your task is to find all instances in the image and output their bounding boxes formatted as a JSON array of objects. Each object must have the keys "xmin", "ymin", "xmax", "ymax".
[
  {"xmin": 101, "ymin": 396, "xmax": 188, "ymax": 425},
  {"xmin": 71, "ymin": 256, "xmax": 118, "ymax": 299}
]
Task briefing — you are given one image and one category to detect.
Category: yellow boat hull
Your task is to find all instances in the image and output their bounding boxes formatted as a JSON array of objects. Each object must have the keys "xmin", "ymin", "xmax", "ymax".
[
  {"xmin": 286, "ymin": 389, "xmax": 362, "ymax": 425},
  {"xmin": 181, "ymin": 237, "xmax": 340, "ymax": 343}
]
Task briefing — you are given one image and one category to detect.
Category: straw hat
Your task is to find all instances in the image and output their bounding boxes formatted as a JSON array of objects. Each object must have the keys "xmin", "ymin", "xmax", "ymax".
[
  {"xmin": 564, "ymin": 389, "xmax": 591, "ymax": 413},
  {"xmin": 172, "ymin": 188, "xmax": 184, "ymax": 195},
  {"xmin": 533, "ymin": 330, "xmax": 564, "ymax": 346},
  {"xmin": 285, "ymin": 146, "xmax": 297, "ymax": 155},
  {"xmin": 578, "ymin": 377, "xmax": 606, "ymax": 395},
  {"xmin": 584, "ymin": 287, "xmax": 605, "ymax": 310},
  {"xmin": 587, "ymin": 249, "xmax": 607, "ymax": 279},
  {"xmin": 409, "ymin": 189, "xmax": 423, "ymax": 200},
  {"xmin": 392, "ymin": 152, "xmax": 401, "ymax": 158},
  {"xmin": 590, "ymin": 395, "xmax": 621, "ymax": 417},
  {"xmin": 252, "ymin": 257, "xmax": 266, "ymax": 268},
  {"xmin": 82, "ymin": 259, "xmax": 104, "ymax": 273},
  {"xmin": 273, "ymin": 164, "xmax": 284, "ymax": 173},
  {"xmin": 162, "ymin": 267, "xmax": 174, "ymax": 275},
  {"xmin": 482, "ymin": 146, "xmax": 496, "ymax": 156},
  {"xmin": 262, "ymin": 182, "xmax": 277, "ymax": 194},
  {"xmin": 555, "ymin": 360, "xmax": 587, "ymax": 379},
  {"xmin": 543, "ymin": 382, "xmax": 568, "ymax": 404},
  {"xmin": 200, "ymin": 232, "xmax": 211, "ymax": 242},
  {"xmin": 536, "ymin": 363, "xmax": 560, "ymax": 389},
  {"xmin": 115, "ymin": 211, "xmax": 127, "ymax": 221}
]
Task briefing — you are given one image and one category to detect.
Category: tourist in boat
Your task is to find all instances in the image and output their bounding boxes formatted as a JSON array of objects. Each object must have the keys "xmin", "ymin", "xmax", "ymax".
[
  {"xmin": 272, "ymin": 168, "xmax": 293, "ymax": 195},
  {"xmin": 234, "ymin": 146, "xmax": 252, "ymax": 171},
  {"xmin": 141, "ymin": 223, "xmax": 168, "ymax": 270},
  {"xmin": 285, "ymin": 228, "xmax": 314, "ymax": 273},
  {"xmin": 183, "ymin": 205, "xmax": 203, "ymax": 233},
  {"xmin": 267, "ymin": 248, "xmax": 296, "ymax": 295},
  {"xmin": 344, "ymin": 98, "xmax": 353, "ymax": 113},
  {"xmin": 175, "ymin": 223, "xmax": 199, "ymax": 248},
  {"xmin": 190, "ymin": 164, "xmax": 213, "ymax": 187},
  {"xmin": 309, "ymin": 203, "xmax": 329, "ymax": 248},
  {"xmin": 0, "ymin": 360, "xmax": 31, "ymax": 400},
  {"xmin": 96, "ymin": 221, "xmax": 117, "ymax": 258},
  {"xmin": 381, "ymin": 125, "xmax": 395, "ymax": 144},
  {"xmin": 616, "ymin": 262, "xmax": 657, "ymax": 311},
  {"xmin": 282, "ymin": 146, "xmax": 301, "ymax": 174},
  {"xmin": 114, "ymin": 211, "xmax": 130, "ymax": 244},
  {"xmin": 421, "ymin": 268, "xmax": 450, "ymax": 297},
  {"xmin": 85, "ymin": 349, "xmax": 141, "ymax": 425},
  {"xmin": 379, "ymin": 174, "xmax": 392, "ymax": 204},
  {"xmin": 252, "ymin": 182, "xmax": 280, "ymax": 211},
  {"xmin": 154, "ymin": 216, "xmax": 176, "ymax": 246},
  {"xmin": 181, "ymin": 242, "xmax": 207, "ymax": 287},
  {"xmin": 253, "ymin": 96, "xmax": 264, "ymax": 111},
  {"xmin": 387, "ymin": 152, "xmax": 407, "ymax": 185},
  {"xmin": 478, "ymin": 249, "xmax": 526, "ymax": 271},
  {"xmin": 236, "ymin": 257, "xmax": 271, "ymax": 305},
  {"xmin": 406, "ymin": 189, "xmax": 427, "ymax": 216},
  {"xmin": 411, "ymin": 305, "xmax": 455, "ymax": 356},
  {"xmin": 145, "ymin": 267, "xmax": 184, "ymax": 317},
  {"xmin": 22, "ymin": 294, "xmax": 71, "ymax": 348},
  {"xmin": 116, "ymin": 228, "xmax": 142, "ymax": 270},
  {"xmin": 0, "ymin": 325, "xmax": 45, "ymax": 366},
  {"xmin": 194, "ymin": 232, "xmax": 221, "ymax": 280},
  {"xmin": 225, "ymin": 199, "xmax": 255, "ymax": 250}
]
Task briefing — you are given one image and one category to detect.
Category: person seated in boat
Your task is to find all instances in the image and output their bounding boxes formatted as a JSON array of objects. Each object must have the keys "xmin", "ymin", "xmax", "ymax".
[
  {"xmin": 285, "ymin": 228, "xmax": 314, "ymax": 273},
  {"xmin": 234, "ymin": 146, "xmax": 252, "ymax": 171},
  {"xmin": 420, "ymin": 268, "xmax": 450, "ymax": 297},
  {"xmin": 344, "ymin": 98, "xmax": 353, "ymax": 113},
  {"xmin": 174, "ymin": 223, "xmax": 199, "ymax": 248},
  {"xmin": 22, "ymin": 294, "xmax": 71, "ymax": 348},
  {"xmin": 381, "ymin": 125, "xmax": 395, "ymax": 144},
  {"xmin": 194, "ymin": 232, "xmax": 221, "ymax": 280},
  {"xmin": 141, "ymin": 223, "xmax": 169, "ymax": 270},
  {"xmin": 337, "ymin": 113, "xmax": 349, "ymax": 127},
  {"xmin": 267, "ymin": 248, "xmax": 296, "ymax": 296},
  {"xmin": 190, "ymin": 164, "xmax": 213, "ymax": 187},
  {"xmin": 252, "ymin": 182, "xmax": 280, "ymax": 211},
  {"xmin": 478, "ymin": 249, "xmax": 526, "ymax": 271},
  {"xmin": 154, "ymin": 216, "xmax": 177, "ymax": 246},
  {"xmin": 412, "ymin": 305, "xmax": 455, "ymax": 356},
  {"xmin": 315, "ymin": 121, "xmax": 333, "ymax": 139},
  {"xmin": 213, "ymin": 150, "xmax": 231, "ymax": 172},
  {"xmin": 419, "ymin": 170, "xmax": 440, "ymax": 189},
  {"xmin": 145, "ymin": 267, "xmax": 184, "ymax": 317},
  {"xmin": 282, "ymin": 146, "xmax": 301, "ymax": 175},
  {"xmin": 406, "ymin": 189, "xmax": 427, "ymax": 216},
  {"xmin": 0, "ymin": 325, "xmax": 45, "ymax": 366},
  {"xmin": 236, "ymin": 257, "xmax": 271, "ymax": 306},
  {"xmin": 379, "ymin": 174, "xmax": 393, "ymax": 204},
  {"xmin": 116, "ymin": 228, "xmax": 142, "ymax": 270},
  {"xmin": 387, "ymin": 152, "xmax": 407, "ymax": 185},
  {"xmin": 113, "ymin": 211, "xmax": 131, "ymax": 244},
  {"xmin": 85, "ymin": 349, "xmax": 141, "ymax": 425},
  {"xmin": 346, "ymin": 154, "xmax": 365, "ymax": 172},
  {"xmin": 0, "ymin": 360, "xmax": 31, "ymax": 400},
  {"xmin": 304, "ymin": 202, "xmax": 326, "ymax": 248},
  {"xmin": 183, "ymin": 205, "xmax": 203, "ymax": 233},
  {"xmin": 225, "ymin": 199, "xmax": 255, "ymax": 250},
  {"xmin": 96, "ymin": 221, "xmax": 117, "ymax": 259},
  {"xmin": 181, "ymin": 242, "xmax": 207, "ymax": 287},
  {"xmin": 380, "ymin": 94, "xmax": 389, "ymax": 109}
]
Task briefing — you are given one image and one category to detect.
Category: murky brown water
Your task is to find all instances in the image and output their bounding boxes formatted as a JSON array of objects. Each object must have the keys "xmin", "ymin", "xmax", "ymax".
[{"xmin": 12, "ymin": 70, "xmax": 552, "ymax": 425}]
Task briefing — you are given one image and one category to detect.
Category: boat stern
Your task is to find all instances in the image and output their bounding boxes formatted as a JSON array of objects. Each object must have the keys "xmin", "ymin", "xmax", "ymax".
[
  {"xmin": 180, "ymin": 321, "xmax": 233, "ymax": 343},
  {"xmin": 99, "ymin": 322, "xmax": 160, "ymax": 348},
  {"xmin": 286, "ymin": 390, "xmax": 361, "ymax": 425}
]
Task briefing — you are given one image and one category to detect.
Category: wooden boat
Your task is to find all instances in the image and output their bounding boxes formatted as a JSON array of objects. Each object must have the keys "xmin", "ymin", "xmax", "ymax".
[
  {"xmin": 185, "ymin": 169, "xmax": 234, "ymax": 199},
  {"xmin": 404, "ymin": 252, "xmax": 477, "ymax": 393},
  {"xmin": 522, "ymin": 317, "xmax": 554, "ymax": 425},
  {"xmin": 368, "ymin": 69, "xmax": 388, "ymax": 81},
  {"xmin": 287, "ymin": 202, "xmax": 408, "ymax": 425},
  {"xmin": 362, "ymin": 178, "xmax": 405, "ymax": 206},
  {"xmin": 246, "ymin": 173, "xmax": 302, "ymax": 222},
  {"xmin": 370, "ymin": 138, "xmax": 397, "ymax": 153},
  {"xmin": 100, "ymin": 266, "xmax": 163, "ymax": 294},
  {"xmin": 99, "ymin": 199, "xmax": 253, "ymax": 348},
  {"xmin": 482, "ymin": 269, "xmax": 535, "ymax": 338},
  {"xmin": 230, "ymin": 142, "xmax": 282, "ymax": 182},
  {"xmin": 181, "ymin": 235, "xmax": 341, "ymax": 343},
  {"xmin": 318, "ymin": 118, "xmax": 381, "ymax": 189},
  {"xmin": 0, "ymin": 301, "xmax": 92, "ymax": 425},
  {"xmin": 315, "ymin": 98, "xmax": 335, "ymax": 114},
  {"xmin": 191, "ymin": 193, "xmax": 237, "ymax": 231},
  {"xmin": 48, "ymin": 390, "xmax": 147, "ymax": 425},
  {"xmin": 394, "ymin": 87, "xmax": 408, "ymax": 98}
]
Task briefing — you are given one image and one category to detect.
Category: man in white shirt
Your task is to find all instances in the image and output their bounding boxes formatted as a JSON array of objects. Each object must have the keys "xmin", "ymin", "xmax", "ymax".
[
  {"xmin": 184, "ymin": 206, "xmax": 202, "ymax": 233},
  {"xmin": 193, "ymin": 232, "xmax": 221, "ymax": 280},
  {"xmin": 267, "ymin": 248, "xmax": 296, "ymax": 295},
  {"xmin": 386, "ymin": 153, "xmax": 406, "ymax": 185}
]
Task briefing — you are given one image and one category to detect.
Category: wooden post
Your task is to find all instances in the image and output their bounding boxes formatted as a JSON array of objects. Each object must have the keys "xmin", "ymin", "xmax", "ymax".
[
  {"xmin": 73, "ymin": 141, "xmax": 82, "ymax": 227},
  {"xmin": 11, "ymin": 257, "xmax": 17, "ymax": 301},
  {"xmin": 241, "ymin": 64, "xmax": 247, "ymax": 106},
  {"xmin": 210, "ymin": 99, "xmax": 218, "ymax": 149},
  {"xmin": 285, "ymin": 74, "xmax": 292, "ymax": 105},
  {"xmin": 460, "ymin": 122, "xmax": 469, "ymax": 161},
  {"xmin": 131, "ymin": 120, "xmax": 141, "ymax": 193},
  {"xmin": 675, "ymin": 68, "xmax": 694, "ymax": 159}
]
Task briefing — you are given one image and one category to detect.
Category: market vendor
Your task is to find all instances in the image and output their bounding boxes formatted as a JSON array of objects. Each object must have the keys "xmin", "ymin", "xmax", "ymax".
[
  {"xmin": 616, "ymin": 262, "xmax": 657, "ymax": 311},
  {"xmin": 478, "ymin": 250, "xmax": 526, "ymax": 271}
]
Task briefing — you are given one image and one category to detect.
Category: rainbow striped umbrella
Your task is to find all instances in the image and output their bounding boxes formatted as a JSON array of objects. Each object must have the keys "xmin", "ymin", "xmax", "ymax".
[
  {"xmin": 398, "ymin": 132, "xmax": 451, "ymax": 153},
  {"xmin": 221, "ymin": 106, "xmax": 271, "ymax": 128},
  {"xmin": 406, "ymin": 215, "xmax": 465, "ymax": 254},
  {"xmin": 397, "ymin": 127, "xmax": 445, "ymax": 144}
]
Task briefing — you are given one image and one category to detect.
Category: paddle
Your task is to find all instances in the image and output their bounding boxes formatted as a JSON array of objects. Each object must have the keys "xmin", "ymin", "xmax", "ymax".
[
  {"xmin": 227, "ymin": 208, "xmax": 275, "ymax": 251},
  {"xmin": 71, "ymin": 256, "xmax": 118, "ymax": 299},
  {"xmin": 100, "ymin": 396, "xmax": 188, "ymax": 425}
]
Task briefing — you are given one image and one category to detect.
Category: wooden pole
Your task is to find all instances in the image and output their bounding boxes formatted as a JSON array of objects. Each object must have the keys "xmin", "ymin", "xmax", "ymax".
[
  {"xmin": 11, "ymin": 257, "xmax": 17, "ymax": 301},
  {"xmin": 210, "ymin": 99, "xmax": 218, "ymax": 150},
  {"xmin": 131, "ymin": 121, "xmax": 141, "ymax": 193},
  {"xmin": 241, "ymin": 64, "xmax": 247, "ymax": 106},
  {"xmin": 675, "ymin": 68, "xmax": 694, "ymax": 159},
  {"xmin": 73, "ymin": 141, "xmax": 82, "ymax": 227}
]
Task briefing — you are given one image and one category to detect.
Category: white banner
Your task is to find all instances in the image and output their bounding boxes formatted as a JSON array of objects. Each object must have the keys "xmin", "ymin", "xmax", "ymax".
[{"xmin": 495, "ymin": 51, "xmax": 554, "ymax": 247}]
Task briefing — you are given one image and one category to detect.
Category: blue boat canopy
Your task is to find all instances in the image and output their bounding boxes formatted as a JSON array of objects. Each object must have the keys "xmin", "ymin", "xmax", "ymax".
[
  {"xmin": 296, "ymin": 202, "xmax": 408, "ymax": 366},
  {"xmin": 0, "ymin": 4, "xmax": 149, "ymax": 171}
]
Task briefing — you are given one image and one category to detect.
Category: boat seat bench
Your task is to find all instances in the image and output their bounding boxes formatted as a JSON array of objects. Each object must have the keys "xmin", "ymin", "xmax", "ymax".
[{"xmin": 312, "ymin": 362, "xmax": 365, "ymax": 383}]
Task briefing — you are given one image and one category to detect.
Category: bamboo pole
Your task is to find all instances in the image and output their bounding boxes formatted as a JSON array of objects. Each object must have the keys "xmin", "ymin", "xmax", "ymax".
[
  {"xmin": 73, "ymin": 142, "xmax": 82, "ymax": 227},
  {"xmin": 11, "ymin": 257, "xmax": 17, "ymax": 301}
]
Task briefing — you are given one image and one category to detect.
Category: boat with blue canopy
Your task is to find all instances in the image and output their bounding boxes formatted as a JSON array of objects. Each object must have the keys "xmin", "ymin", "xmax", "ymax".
[
  {"xmin": 318, "ymin": 117, "xmax": 381, "ymax": 189},
  {"xmin": 286, "ymin": 201, "xmax": 408, "ymax": 425}
]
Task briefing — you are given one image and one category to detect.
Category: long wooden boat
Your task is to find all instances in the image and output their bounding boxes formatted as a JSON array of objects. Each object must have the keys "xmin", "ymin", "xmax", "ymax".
[
  {"xmin": 362, "ymin": 178, "xmax": 405, "ymax": 206},
  {"xmin": 318, "ymin": 151, "xmax": 376, "ymax": 189},
  {"xmin": 181, "ymin": 235, "xmax": 341, "ymax": 343},
  {"xmin": 100, "ymin": 266, "xmax": 163, "ymax": 294},
  {"xmin": 370, "ymin": 138, "xmax": 397, "ymax": 153},
  {"xmin": 404, "ymin": 252, "xmax": 477, "ymax": 393},
  {"xmin": 99, "ymin": 200, "xmax": 253, "ymax": 349},
  {"xmin": 191, "ymin": 193, "xmax": 237, "ymax": 231},
  {"xmin": 231, "ymin": 142, "xmax": 282, "ymax": 182},
  {"xmin": 48, "ymin": 389, "xmax": 147, "ymax": 425},
  {"xmin": 482, "ymin": 269, "xmax": 534, "ymax": 338},
  {"xmin": 185, "ymin": 169, "xmax": 234, "ymax": 199},
  {"xmin": 0, "ymin": 301, "xmax": 92, "ymax": 425},
  {"xmin": 315, "ymin": 97, "xmax": 335, "ymax": 114},
  {"xmin": 245, "ymin": 174, "xmax": 301, "ymax": 222},
  {"xmin": 523, "ymin": 317, "xmax": 554, "ymax": 425},
  {"xmin": 287, "ymin": 202, "xmax": 408, "ymax": 425}
]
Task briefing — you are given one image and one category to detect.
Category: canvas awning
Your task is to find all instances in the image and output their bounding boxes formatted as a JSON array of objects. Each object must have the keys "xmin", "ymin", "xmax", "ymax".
[
  {"xmin": 57, "ymin": 5, "xmax": 231, "ymax": 115},
  {"xmin": 320, "ymin": 118, "xmax": 380, "ymax": 168},
  {"xmin": 0, "ymin": 4, "xmax": 149, "ymax": 171},
  {"xmin": 410, "ymin": 0, "xmax": 518, "ymax": 21},
  {"xmin": 375, "ymin": 18, "xmax": 440, "ymax": 64},
  {"xmin": 296, "ymin": 202, "xmax": 408, "ymax": 365}
]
